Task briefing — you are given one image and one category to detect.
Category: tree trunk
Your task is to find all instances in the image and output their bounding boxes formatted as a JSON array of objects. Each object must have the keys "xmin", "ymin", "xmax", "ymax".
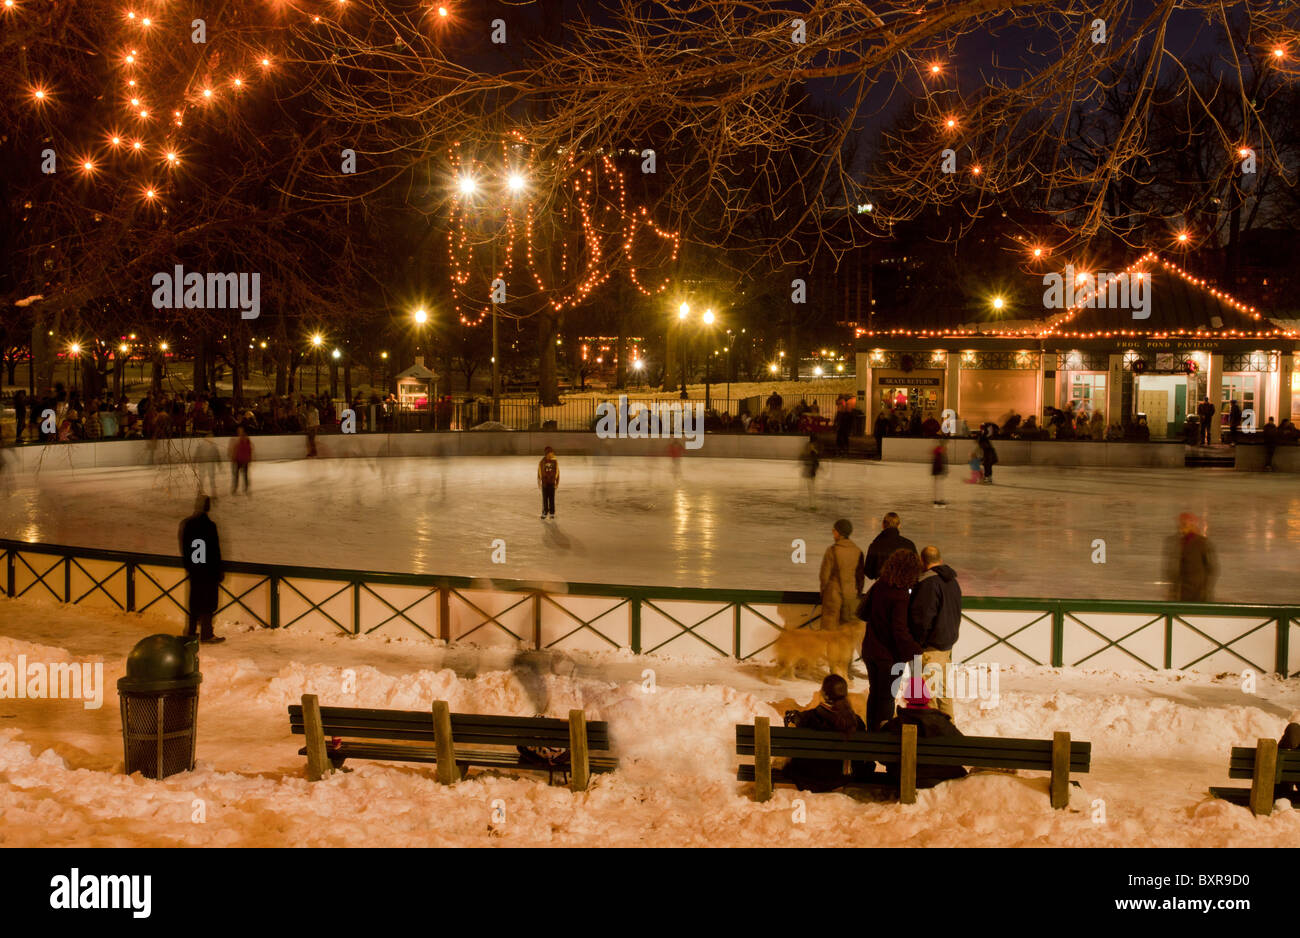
[
  {"xmin": 32, "ymin": 313, "xmax": 54, "ymax": 395},
  {"xmin": 275, "ymin": 345, "xmax": 288, "ymax": 396},
  {"xmin": 194, "ymin": 335, "xmax": 210, "ymax": 393},
  {"xmin": 344, "ymin": 361, "xmax": 353, "ymax": 404},
  {"xmin": 538, "ymin": 312, "xmax": 559, "ymax": 406}
]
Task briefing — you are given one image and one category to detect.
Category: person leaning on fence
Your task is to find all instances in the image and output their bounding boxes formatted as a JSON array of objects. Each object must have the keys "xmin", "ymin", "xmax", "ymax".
[
  {"xmin": 859, "ymin": 548, "xmax": 924, "ymax": 730},
  {"xmin": 819, "ymin": 519, "xmax": 864, "ymax": 628},
  {"xmin": 178, "ymin": 495, "xmax": 226, "ymax": 644},
  {"xmin": 864, "ymin": 512, "xmax": 918, "ymax": 581},
  {"xmin": 909, "ymin": 546, "xmax": 962, "ymax": 719}
]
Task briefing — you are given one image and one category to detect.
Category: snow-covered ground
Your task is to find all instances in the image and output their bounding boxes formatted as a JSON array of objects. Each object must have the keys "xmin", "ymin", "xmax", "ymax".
[
  {"xmin": 0, "ymin": 453, "xmax": 1294, "ymax": 601},
  {"xmin": 0, "ymin": 596, "xmax": 1295, "ymax": 847}
]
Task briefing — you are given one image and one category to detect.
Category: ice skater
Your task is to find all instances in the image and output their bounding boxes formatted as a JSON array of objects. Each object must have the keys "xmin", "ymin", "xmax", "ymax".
[
  {"xmin": 538, "ymin": 445, "xmax": 559, "ymax": 519},
  {"xmin": 178, "ymin": 495, "xmax": 226, "ymax": 644},
  {"xmin": 964, "ymin": 448, "xmax": 982, "ymax": 484},
  {"xmin": 229, "ymin": 425, "xmax": 252, "ymax": 495},
  {"xmin": 930, "ymin": 442, "xmax": 948, "ymax": 506},
  {"xmin": 801, "ymin": 433, "xmax": 821, "ymax": 509}
]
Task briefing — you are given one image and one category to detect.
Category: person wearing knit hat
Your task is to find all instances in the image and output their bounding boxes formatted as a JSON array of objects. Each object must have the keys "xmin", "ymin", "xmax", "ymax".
[
  {"xmin": 879, "ymin": 672, "xmax": 966, "ymax": 790},
  {"xmin": 819, "ymin": 520, "xmax": 864, "ymax": 628}
]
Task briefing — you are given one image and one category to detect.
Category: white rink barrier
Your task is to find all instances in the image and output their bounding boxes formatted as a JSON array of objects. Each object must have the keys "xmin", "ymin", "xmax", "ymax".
[
  {"xmin": 3, "ymin": 431, "xmax": 807, "ymax": 473},
  {"xmin": 882, "ymin": 436, "xmax": 1187, "ymax": 469}
]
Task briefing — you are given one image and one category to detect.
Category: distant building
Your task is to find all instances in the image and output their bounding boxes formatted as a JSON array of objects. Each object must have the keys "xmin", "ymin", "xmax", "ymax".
[{"xmin": 854, "ymin": 253, "xmax": 1298, "ymax": 441}]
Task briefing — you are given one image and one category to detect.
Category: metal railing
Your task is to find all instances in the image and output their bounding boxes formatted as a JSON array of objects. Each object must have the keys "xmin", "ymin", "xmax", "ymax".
[{"xmin": 2, "ymin": 539, "xmax": 1294, "ymax": 676}]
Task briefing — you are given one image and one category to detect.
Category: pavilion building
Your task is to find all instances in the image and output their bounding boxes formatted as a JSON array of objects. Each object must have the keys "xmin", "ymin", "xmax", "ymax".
[{"xmin": 854, "ymin": 252, "xmax": 1298, "ymax": 442}]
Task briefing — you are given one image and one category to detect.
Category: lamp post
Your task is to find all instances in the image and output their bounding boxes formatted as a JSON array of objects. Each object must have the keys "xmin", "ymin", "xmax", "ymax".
[
  {"xmin": 678, "ymin": 302, "xmax": 689, "ymax": 399},
  {"xmin": 311, "ymin": 333, "xmax": 323, "ymax": 396},
  {"xmin": 702, "ymin": 308, "xmax": 716, "ymax": 412}
]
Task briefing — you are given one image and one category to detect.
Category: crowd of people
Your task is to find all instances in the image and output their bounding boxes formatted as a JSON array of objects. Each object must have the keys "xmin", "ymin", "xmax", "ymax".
[
  {"xmin": 787, "ymin": 512, "xmax": 967, "ymax": 792},
  {"xmin": 4, "ymin": 384, "xmax": 407, "ymax": 445}
]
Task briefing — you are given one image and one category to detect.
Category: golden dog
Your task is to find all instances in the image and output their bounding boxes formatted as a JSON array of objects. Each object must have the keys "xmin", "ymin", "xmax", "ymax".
[{"xmin": 766, "ymin": 620, "xmax": 865, "ymax": 684}]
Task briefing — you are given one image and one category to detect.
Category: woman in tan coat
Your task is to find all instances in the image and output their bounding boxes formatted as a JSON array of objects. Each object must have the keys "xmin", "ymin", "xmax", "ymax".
[{"xmin": 819, "ymin": 519, "xmax": 865, "ymax": 626}]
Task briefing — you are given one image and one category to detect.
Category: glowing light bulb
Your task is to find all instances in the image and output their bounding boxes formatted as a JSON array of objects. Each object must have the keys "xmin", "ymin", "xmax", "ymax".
[
  {"xmin": 414, "ymin": 308, "xmax": 428, "ymax": 324},
  {"xmin": 143, "ymin": 188, "xmax": 156, "ymax": 199},
  {"xmin": 972, "ymin": 165, "xmax": 982, "ymax": 175},
  {"xmin": 930, "ymin": 64, "xmax": 941, "ymax": 74},
  {"xmin": 110, "ymin": 136, "xmax": 121, "ymax": 145},
  {"xmin": 33, "ymin": 89, "xmax": 45, "ymax": 100},
  {"xmin": 141, "ymin": 17, "xmax": 150, "ymax": 26},
  {"xmin": 1033, "ymin": 248, "xmax": 1042, "ymax": 257},
  {"xmin": 82, "ymin": 161, "xmax": 94, "ymax": 171},
  {"xmin": 438, "ymin": 5, "xmax": 449, "ymax": 16},
  {"xmin": 130, "ymin": 98, "xmax": 140, "ymax": 106},
  {"xmin": 507, "ymin": 172, "xmax": 526, "ymax": 193},
  {"xmin": 261, "ymin": 58, "xmax": 271, "ymax": 67},
  {"xmin": 132, "ymin": 140, "xmax": 142, "ymax": 150},
  {"xmin": 165, "ymin": 152, "xmax": 178, "ymax": 163},
  {"xmin": 457, "ymin": 175, "xmax": 477, "ymax": 195},
  {"xmin": 992, "ymin": 296, "xmax": 1005, "ymax": 310},
  {"xmin": 202, "ymin": 88, "xmax": 213, "ymax": 98},
  {"xmin": 945, "ymin": 118, "xmax": 956, "ymax": 129}
]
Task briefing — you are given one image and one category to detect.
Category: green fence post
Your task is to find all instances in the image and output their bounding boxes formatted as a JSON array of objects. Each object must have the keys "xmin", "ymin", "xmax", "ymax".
[
  {"xmin": 353, "ymin": 581, "xmax": 362, "ymax": 636},
  {"xmin": 64, "ymin": 555, "xmax": 71, "ymax": 604},
  {"xmin": 1051, "ymin": 602, "xmax": 1064, "ymax": 667},
  {"xmin": 270, "ymin": 575, "xmax": 280, "ymax": 629},
  {"xmin": 630, "ymin": 596, "xmax": 642, "ymax": 655},
  {"xmin": 1278, "ymin": 612, "xmax": 1292, "ymax": 679},
  {"xmin": 126, "ymin": 560, "xmax": 135, "ymax": 612},
  {"xmin": 6, "ymin": 546, "xmax": 14, "ymax": 598},
  {"xmin": 733, "ymin": 603, "xmax": 743, "ymax": 659},
  {"xmin": 1165, "ymin": 614, "xmax": 1174, "ymax": 670}
]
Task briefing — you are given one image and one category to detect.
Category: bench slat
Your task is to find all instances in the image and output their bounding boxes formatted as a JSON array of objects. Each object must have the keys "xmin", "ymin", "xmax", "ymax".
[
  {"xmin": 299, "ymin": 744, "xmax": 618, "ymax": 773},
  {"xmin": 739, "ymin": 726, "xmax": 1065, "ymax": 753},
  {"xmin": 291, "ymin": 705, "xmax": 608, "ymax": 733}
]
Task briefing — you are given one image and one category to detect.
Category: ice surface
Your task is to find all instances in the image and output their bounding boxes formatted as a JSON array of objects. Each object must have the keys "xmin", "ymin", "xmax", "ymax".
[{"xmin": 0, "ymin": 453, "xmax": 1294, "ymax": 601}]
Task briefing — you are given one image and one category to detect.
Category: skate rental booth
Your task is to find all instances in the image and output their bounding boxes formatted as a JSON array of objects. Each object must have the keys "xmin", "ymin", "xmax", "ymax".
[{"xmin": 855, "ymin": 254, "xmax": 1299, "ymax": 441}]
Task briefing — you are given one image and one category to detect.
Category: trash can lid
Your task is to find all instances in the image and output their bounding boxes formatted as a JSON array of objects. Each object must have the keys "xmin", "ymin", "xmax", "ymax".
[{"xmin": 117, "ymin": 634, "xmax": 203, "ymax": 693}]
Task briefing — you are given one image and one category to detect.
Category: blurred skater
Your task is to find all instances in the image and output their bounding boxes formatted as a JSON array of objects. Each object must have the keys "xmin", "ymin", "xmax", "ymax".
[
  {"xmin": 964, "ymin": 447, "xmax": 982, "ymax": 484},
  {"xmin": 229, "ymin": 425, "xmax": 252, "ymax": 494},
  {"xmin": 930, "ymin": 441, "xmax": 948, "ymax": 507},
  {"xmin": 538, "ymin": 445, "xmax": 559, "ymax": 520},
  {"xmin": 1170, "ymin": 512, "xmax": 1215, "ymax": 602},
  {"xmin": 978, "ymin": 431, "xmax": 998, "ymax": 484},
  {"xmin": 801, "ymin": 433, "xmax": 821, "ymax": 509}
]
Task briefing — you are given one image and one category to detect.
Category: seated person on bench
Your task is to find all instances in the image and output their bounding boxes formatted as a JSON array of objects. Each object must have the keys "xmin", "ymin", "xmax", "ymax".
[
  {"xmin": 783, "ymin": 675, "xmax": 866, "ymax": 793},
  {"xmin": 1279, "ymin": 722, "xmax": 1300, "ymax": 801},
  {"xmin": 880, "ymin": 678, "xmax": 968, "ymax": 789}
]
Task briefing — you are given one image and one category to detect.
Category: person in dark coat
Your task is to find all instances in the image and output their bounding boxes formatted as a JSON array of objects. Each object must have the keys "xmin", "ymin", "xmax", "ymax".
[
  {"xmin": 1172, "ymin": 512, "xmax": 1214, "ymax": 603},
  {"xmin": 860, "ymin": 548, "xmax": 924, "ymax": 729},
  {"xmin": 880, "ymin": 678, "xmax": 968, "ymax": 789},
  {"xmin": 783, "ymin": 674, "xmax": 867, "ymax": 793},
  {"xmin": 864, "ymin": 512, "xmax": 918, "ymax": 580},
  {"xmin": 978, "ymin": 431, "xmax": 998, "ymax": 484},
  {"xmin": 1228, "ymin": 399, "xmax": 1243, "ymax": 444},
  {"xmin": 930, "ymin": 443, "xmax": 948, "ymax": 507},
  {"xmin": 1196, "ymin": 397, "xmax": 1216, "ymax": 445},
  {"xmin": 178, "ymin": 495, "xmax": 226, "ymax": 643},
  {"xmin": 1262, "ymin": 417, "xmax": 1279, "ymax": 470},
  {"xmin": 909, "ymin": 546, "xmax": 962, "ymax": 718},
  {"xmin": 872, "ymin": 411, "xmax": 890, "ymax": 460}
]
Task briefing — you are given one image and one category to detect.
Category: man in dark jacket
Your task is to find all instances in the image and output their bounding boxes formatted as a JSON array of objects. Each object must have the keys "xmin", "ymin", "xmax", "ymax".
[
  {"xmin": 1262, "ymin": 416, "xmax": 1279, "ymax": 470},
  {"xmin": 872, "ymin": 411, "xmax": 890, "ymax": 460},
  {"xmin": 880, "ymin": 679, "xmax": 968, "ymax": 790},
  {"xmin": 1196, "ymin": 397, "xmax": 1216, "ymax": 445},
  {"xmin": 1228, "ymin": 399, "xmax": 1242, "ymax": 443},
  {"xmin": 909, "ymin": 546, "xmax": 962, "ymax": 718},
  {"xmin": 864, "ymin": 512, "xmax": 917, "ymax": 580},
  {"xmin": 178, "ymin": 495, "xmax": 226, "ymax": 643}
]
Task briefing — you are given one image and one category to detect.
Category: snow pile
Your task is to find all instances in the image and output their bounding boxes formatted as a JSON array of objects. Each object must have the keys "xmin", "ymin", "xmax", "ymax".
[{"xmin": 0, "ymin": 600, "xmax": 1297, "ymax": 846}]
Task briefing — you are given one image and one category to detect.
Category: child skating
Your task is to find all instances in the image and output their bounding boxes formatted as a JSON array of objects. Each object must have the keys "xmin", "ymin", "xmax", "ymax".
[{"xmin": 538, "ymin": 446, "xmax": 559, "ymax": 519}]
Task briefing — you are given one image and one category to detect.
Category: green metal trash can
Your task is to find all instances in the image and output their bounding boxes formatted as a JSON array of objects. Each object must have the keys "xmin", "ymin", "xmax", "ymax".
[{"xmin": 118, "ymin": 634, "xmax": 202, "ymax": 779}]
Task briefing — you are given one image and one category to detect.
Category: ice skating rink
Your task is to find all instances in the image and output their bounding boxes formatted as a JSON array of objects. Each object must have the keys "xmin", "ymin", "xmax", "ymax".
[{"xmin": 0, "ymin": 451, "xmax": 1295, "ymax": 601}]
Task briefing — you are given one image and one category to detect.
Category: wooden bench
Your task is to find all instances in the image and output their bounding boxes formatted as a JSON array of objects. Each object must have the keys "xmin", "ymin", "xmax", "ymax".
[
  {"xmin": 737, "ymin": 717, "xmax": 1090, "ymax": 808},
  {"xmin": 289, "ymin": 695, "xmax": 617, "ymax": 791},
  {"xmin": 1209, "ymin": 739, "xmax": 1300, "ymax": 816}
]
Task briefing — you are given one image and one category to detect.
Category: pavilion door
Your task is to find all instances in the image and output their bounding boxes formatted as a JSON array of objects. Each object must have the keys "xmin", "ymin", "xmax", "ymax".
[{"xmin": 1137, "ymin": 388, "xmax": 1169, "ymax": 438}]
